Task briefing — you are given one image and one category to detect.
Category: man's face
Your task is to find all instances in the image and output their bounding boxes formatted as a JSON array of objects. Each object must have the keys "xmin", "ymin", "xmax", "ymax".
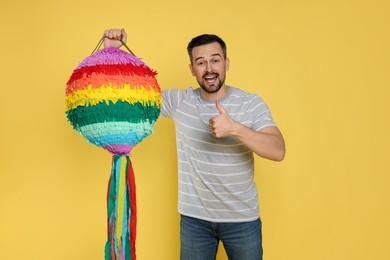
[{"xmin": 189, "ymin": 42, "xmax": 230, "ymax": 94}]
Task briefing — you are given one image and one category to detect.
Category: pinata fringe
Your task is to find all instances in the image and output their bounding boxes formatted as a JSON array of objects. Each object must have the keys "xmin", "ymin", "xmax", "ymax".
[
  {"xmin": 67, "ymin": 63, "xmax": 157, "ymax": 86},
  {"xmin": 66, "ymin": 100, "xmax": 160, "ymax": 128},
  {"xmin": 76, "ymin": 47, "xmax": 148, "ymax": 70},
  {"xmin": 105, "ymin": 155, "xmax": 137, "ymax": 260},
  {"xmin": 66, "ymin": 75, "xmax": 159, "ymax": 96},
  {"xmin": 65, "ymin": 85, "xmax": 162, "ymax": 111},
  {"xmin": 76, "ymin": 121, "xmax": 155, "ymax": 139}
]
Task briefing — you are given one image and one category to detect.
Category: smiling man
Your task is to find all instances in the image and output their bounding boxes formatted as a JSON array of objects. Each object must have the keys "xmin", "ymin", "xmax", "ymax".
[
  {"xmin": 104, "ymin": 29, "xmax": 285, "ymax": 260},
  {"xmin": 190, "ymin": 40, "xmax": 229, "ymax": 96}
]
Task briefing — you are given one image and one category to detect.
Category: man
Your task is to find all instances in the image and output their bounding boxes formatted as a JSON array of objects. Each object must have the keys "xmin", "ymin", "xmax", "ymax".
[{"xmin": 104, "ymin": 29, "xmax": 285, "ymax": 260}]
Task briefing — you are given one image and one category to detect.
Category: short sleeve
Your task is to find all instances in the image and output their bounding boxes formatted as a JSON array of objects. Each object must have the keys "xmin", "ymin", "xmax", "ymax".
[
  {"xmin": 250, "ymin": 95, "xmax": 276, "ymax": 131},
  {"xmin": 160, "ymin": 88, "xmax": 189, "ymax": 118}
]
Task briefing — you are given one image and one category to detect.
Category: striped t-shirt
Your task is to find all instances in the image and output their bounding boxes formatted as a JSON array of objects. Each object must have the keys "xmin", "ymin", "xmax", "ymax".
[{"xmin": 160, "ymin": 86, "xmax": 276, "ymax": 222}]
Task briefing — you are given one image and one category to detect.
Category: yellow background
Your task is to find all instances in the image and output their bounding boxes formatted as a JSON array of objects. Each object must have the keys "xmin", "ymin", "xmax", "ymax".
[{"xmin": 1, "ymin": 0, "xmax": 389, "ymax": 259}]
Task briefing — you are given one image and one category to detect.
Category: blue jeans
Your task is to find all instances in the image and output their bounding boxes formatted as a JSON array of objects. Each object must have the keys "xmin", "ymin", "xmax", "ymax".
[{"xmin": 180, "ymin": 215, "xmax": 263, "ymax": 260}]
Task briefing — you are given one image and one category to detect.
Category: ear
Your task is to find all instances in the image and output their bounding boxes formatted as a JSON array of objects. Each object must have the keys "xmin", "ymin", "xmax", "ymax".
[
  {"xmin": 189, "ymin": 63, "xmax": 195, "ymax": 76},
  {"xmin": 225, "ymin": 58, "xmax": 230, "ymax": 71}
]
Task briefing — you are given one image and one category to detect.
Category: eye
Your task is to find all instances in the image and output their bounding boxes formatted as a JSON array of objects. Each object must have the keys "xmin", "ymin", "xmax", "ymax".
[
  {"xmin": 212, "ymin": 59, "xmax": 220, "ymax": 64},
  {"xmin": 196, "ymin": 61, "xmax": 205, "ymax": 66}
]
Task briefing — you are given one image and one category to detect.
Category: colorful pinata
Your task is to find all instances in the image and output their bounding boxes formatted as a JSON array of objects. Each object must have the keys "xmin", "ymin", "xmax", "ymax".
[{"xmin": 65, "ymin": 46, "xmax": 161, "ymax": 260}]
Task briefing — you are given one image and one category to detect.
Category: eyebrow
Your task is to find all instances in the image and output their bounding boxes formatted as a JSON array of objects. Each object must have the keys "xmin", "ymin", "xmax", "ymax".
[{"xmin": 194, "ymin": 53, "xmax": 222, "ymax": 62}]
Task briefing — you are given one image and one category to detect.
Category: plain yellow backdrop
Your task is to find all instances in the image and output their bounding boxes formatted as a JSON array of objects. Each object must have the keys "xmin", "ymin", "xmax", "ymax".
[{"xmin": 1, "ymin": 0, "xmax": 389, "ymax": 259}]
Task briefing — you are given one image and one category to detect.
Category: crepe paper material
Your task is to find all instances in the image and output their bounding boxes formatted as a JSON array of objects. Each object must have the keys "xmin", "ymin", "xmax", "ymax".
[
  {"xmin": 66, "ymin": 47, "xmax": 161, "ymax": 155},
  {"xmin": 65, "ymin": 47, "xmax": 161, "ymax": 259},
  {"xmin": 105, "ymin": 155, "xmax": 136, "ymax": 260}
]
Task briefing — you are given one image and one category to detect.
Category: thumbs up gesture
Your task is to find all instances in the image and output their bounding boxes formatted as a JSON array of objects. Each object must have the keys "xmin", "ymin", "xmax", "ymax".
[{"xmin": 209, "ymin": 100, "xmax": 237, "ymax": 138}]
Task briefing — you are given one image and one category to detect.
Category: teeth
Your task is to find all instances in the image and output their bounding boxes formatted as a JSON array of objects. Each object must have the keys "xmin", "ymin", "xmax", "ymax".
[{"xmin": 205, "ymin": 75, "xmax": 217, "ymax": 81}]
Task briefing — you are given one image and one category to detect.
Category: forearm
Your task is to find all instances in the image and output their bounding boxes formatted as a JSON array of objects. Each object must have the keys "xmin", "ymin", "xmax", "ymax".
[{"xmin": 231, "ymin": 123, "xmax": 285, "ymax": 161}]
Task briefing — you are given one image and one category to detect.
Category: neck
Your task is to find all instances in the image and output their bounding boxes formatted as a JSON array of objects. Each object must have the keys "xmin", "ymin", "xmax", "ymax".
[{"xmin": 200, "ymin": 85, "xmax": 230, "ymax": 101}]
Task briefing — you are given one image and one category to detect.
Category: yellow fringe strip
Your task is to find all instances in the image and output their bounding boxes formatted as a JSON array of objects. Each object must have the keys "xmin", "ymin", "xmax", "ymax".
[{"xmin": 65, "ymin": 84, "xmax": 162, "ymax": 111}]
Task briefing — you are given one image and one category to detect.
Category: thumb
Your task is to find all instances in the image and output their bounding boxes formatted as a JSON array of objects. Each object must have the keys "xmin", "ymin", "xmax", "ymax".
[{"xmin": 216, "ymin": 100, "xmax": 226, "ymax": 114}]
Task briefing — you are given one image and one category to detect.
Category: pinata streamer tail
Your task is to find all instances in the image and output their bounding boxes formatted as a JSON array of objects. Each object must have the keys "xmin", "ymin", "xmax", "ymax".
[{"xmin": 105, "ymin": 155, "xmax": 137, "ymax": 260}]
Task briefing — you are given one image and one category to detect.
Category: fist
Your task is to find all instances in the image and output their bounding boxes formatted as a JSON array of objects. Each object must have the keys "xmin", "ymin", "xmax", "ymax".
[
  {"xmin": 103, "ymin": 28, "xmax": 127, "ymax": 48},
  {"xmin": 209, "ymin": 100, "xmax": 235, "ymax": 138}
]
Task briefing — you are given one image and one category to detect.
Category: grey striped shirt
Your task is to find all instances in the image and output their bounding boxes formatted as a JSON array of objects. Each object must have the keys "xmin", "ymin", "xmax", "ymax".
[{"xmin": 160, "ymin": 86, "xmax": 276, "ymax": 222}]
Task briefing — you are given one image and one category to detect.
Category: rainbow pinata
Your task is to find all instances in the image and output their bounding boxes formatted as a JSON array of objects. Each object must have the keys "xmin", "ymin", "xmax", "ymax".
[
  {"xmin": 65, "ymin": 47, "xmax": 161, "ymax": 155},
  {"xmin": 65, "ymin": 46, "xmax": 161, "ymax": 260}
]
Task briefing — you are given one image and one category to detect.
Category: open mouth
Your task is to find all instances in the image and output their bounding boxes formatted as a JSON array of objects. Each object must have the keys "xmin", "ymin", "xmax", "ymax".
[{"xmin": 203, "ymin": 73, "xmax": 219, "ymax": 84}]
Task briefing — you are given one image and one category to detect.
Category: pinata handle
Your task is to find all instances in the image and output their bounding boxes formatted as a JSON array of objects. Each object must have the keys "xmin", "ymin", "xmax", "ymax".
[
  {"xmin": 92, "ymin": 36, "xmax": 136, "ymax": 56},
  {"xmin": 105, "ymin": 155, "xmax": 137, "ymax": 260}
]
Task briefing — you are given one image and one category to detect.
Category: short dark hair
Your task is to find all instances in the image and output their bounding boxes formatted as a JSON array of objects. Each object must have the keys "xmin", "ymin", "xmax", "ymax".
[{"xmin": 187, "ymin": 34, "xmax": 227, "ymax": 62}]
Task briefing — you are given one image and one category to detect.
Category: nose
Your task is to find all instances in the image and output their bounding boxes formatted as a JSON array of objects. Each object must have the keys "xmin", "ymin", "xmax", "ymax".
[{"xmin": 206, "ymin": 62, "xmax": 213, "ymax": 73}]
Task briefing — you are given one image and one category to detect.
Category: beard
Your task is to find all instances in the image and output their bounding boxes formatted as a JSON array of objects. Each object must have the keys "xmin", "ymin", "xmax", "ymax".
[{"xmin": 198, "ymin": 72, "xmax": 225, "ymax": 94}]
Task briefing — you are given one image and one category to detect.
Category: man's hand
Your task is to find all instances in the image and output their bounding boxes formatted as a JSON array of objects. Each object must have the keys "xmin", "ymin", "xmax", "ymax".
[
  {"xmin": 209, "ymin": 100, "xmax": 285, "ymax": 160},
  {"xmin": 103, "ymin": 28, "xmax": 127, "ymax": 48},
  {"xmin": 209, "ymin": 100, "xmax": 237, "ymax": 138}
]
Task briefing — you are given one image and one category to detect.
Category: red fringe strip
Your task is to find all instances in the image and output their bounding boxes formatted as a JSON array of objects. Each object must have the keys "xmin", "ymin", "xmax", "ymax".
[
  {"xmin": 128, "ymin": 160, "xmax": 137, "ymax": 260},
  {"xmin": 67, "ymin": 64, "xmax": 157, "ymax": 85}
]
